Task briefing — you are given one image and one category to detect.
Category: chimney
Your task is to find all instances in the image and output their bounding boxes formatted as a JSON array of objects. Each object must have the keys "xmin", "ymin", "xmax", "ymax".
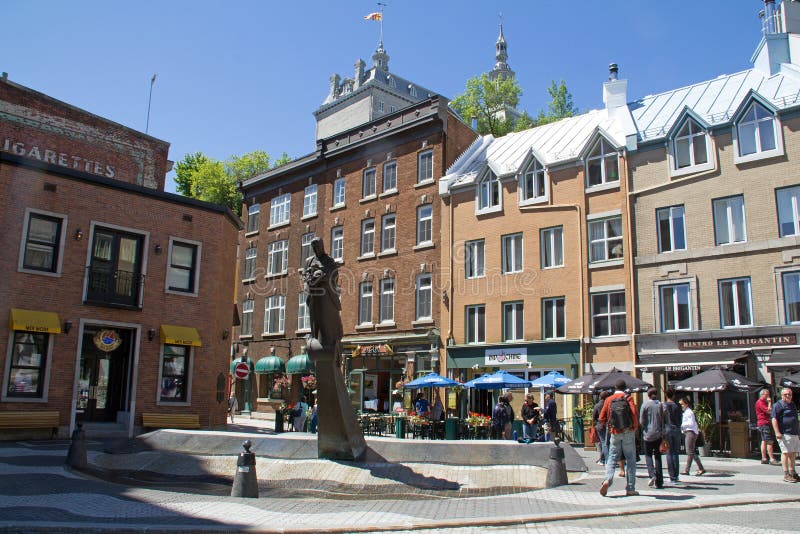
[
  {"xmin": 603, "ymin": 63, "xmax": 627, "ymax": 110},
  {"xmin": 328, "ymin": 73, "xmax": 340, "ymax": 100},
  {"xmin": 608, "ymin": 63, "xmax": 619, "ymax": 81},
  {"xmin": 764, "ymin": 0, "xmax": 777, "ymax": 35},
  {"xmin": 354, "ymin": 59, "xmax": 365, "ymax": 89}
]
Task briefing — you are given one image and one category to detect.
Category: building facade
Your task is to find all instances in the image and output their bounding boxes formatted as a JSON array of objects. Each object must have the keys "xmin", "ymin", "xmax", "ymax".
[{"xmin": 0, "ymin": 76, "xmax": 241, "ymax": 438}]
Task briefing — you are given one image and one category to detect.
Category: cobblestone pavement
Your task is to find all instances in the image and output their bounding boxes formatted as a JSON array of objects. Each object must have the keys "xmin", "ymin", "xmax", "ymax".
[{"xmin": 1, "ymin": 425, "xmax": 799, "ymax": 533}]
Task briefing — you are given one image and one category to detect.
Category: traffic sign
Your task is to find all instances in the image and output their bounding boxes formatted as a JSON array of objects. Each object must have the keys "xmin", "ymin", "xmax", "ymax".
[{"xmin": 234, "ymin": 361, "xmax": 250, "ymax": 380}]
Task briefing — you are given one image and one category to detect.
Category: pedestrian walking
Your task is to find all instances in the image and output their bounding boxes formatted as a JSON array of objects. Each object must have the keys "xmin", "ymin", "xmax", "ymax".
[
  {"xmin": 228, "ymin": 393, "xmax": 238, "ymax": 423},
  {"xmin": 772, "ymin": 387, "xmax": 800, "ymax": 483},
  {"xmin": 662, "ymin": 388, "xmax": 683, "ymax": 485},
  {"xmin": 756, "ymin": 388, "xmax": 780, "ymax": 465},
  {"xmin": 491, "ymin": 395, "xmax": 509, "ymax": 440},
  {"xmin": 542, "ymin": 392, "xmax": 559, "ymax": 442},
  {"xmin": 679, "ymin": 397, "xmax": 706, "ymax": 476},
  {"xmin": 593, "ymin": 390, "xmax": 610, "ymax": 464},
  {"xmin": 640, "ymin": 387, "xmax": 664, "ymax": 489},
  {"xmin": 599, "ymin": 379, "xmax": 639, "ymax": 497}
]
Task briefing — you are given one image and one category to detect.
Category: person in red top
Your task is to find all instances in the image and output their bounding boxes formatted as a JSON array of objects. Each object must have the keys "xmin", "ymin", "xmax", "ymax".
[
  {"xmin": 756, "ymin": 388, "xmax": 779, "ymax": 465},
  {"xmin": 598, "ymin": 379, "xmax": 640, "ymax": 497}
]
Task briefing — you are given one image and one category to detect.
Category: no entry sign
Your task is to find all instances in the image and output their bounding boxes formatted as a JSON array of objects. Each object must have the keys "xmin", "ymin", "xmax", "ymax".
[{"xmin": 234, "ymin": 361, "xmax": 250, "ymax": 380}]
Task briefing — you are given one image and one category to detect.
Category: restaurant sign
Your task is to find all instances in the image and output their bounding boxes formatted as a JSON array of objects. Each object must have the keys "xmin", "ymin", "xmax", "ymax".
[
  {"xmin": 485, "ymin": 348, "xmax": 528, "ymax": 366},
  {"xmin": 678, "ymin": 334, "xmax": 796, "ymax": 351}
]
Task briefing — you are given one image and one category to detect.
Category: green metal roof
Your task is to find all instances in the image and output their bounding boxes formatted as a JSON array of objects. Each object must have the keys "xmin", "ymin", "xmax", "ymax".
[
  {"xmin": 255, "ymin": 355, "xmax": 285, "ymax": 373},
  {"xmin": 286, "ymin": 353, "xmax": 314, "ymax": 374}
]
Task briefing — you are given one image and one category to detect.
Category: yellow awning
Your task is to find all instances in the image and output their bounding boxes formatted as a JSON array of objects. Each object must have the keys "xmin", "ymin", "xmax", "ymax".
[
  {"xmin": 8, "ymin": 308, "xmax": 62, "ymax": 334},
  {"xmin": 160, "ymin": 325, "xmax": 202, "ymax": 347}
]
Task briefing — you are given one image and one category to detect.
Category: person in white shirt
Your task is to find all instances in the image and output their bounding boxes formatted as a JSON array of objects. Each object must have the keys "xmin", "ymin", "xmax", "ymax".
[{"xmin": 679, "ymin": 397, "xmax": 706, "ymax": 476}]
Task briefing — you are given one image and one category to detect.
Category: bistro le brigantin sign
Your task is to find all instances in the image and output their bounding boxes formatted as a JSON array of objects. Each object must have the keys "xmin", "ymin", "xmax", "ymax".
[{"xmin": 678, "ymin": 334, "xmax": 797, "ymax": 351}]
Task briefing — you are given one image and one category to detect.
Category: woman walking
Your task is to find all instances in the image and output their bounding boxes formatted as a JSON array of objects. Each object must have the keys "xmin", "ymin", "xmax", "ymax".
[{"xmin": 679, "ymin": 397, "xmax": 706, "ymax": 476}]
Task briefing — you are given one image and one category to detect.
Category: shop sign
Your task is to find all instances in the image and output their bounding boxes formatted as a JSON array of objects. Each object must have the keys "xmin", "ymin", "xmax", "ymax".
[
  {"xmin": 352, "ymin": 343, "xmax": 393, "ymax": 357},
  {"xmin": 678, "ymin": 334, "xmax": 796, "ymax": 350},
  {"xmin": 93, "ymin": 329, "xmax": 122, "ymax": 352},
  {"xmin": 485, "ymin": 348, "xmax": 528, "ymax": 365},
  {"xmin": 2, "ymin": 136, "xmax": 116, "ymax": 178},
  {"xmin": 665, "ymin": 365, "xmax": 701, "ymax": 372}
]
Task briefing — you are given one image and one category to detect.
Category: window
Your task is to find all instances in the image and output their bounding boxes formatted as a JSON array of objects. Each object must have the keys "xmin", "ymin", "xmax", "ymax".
[
  {"xmin": 521, "ymin": 158, "xmax": 546, "ymax": 203},
  {"xmin": 167, "ymin": 240, "xmax": 199, "ymax": 293},
  {"xmin": 465, "ymin": 239, "xmax": 485, "ymax": 279},
  {"xmin": 656, "ymin": 206, "xmax": 686, "ymax": 253},
  {"xmin": 303, "ymin": 184, "xmax": 318, "ymax": 217},
  {"xmin": 362, "ymin": 167, "xmax": 376, "ymax": 198},
  {"xmin": 416, "ymin": 204, "xmax": 432, "ymax": 245},
  {"xmin": 409, "ymin": 85, "xmax": 418, "ymax": 97},
  {"xmin": 383, "ymin": 161, "xmax": 397, "ymax": 192},
  {"xmin": 777, "ymin": 185, "xmax": 800, "ymax": 237},
  {"xmin": 713, "ymin": 195, "xmax": 746, "ymax": 245},
  {"xmin": 269, "ymin": 193, "xmax": 291, "ymax": 227},
  {"xmin": 331, "ymin": 226, "xmax": 343, "ymax": 261},
  {"xmin": 300, "ymin": 233, "xmax": 315, "ymax": 265},
  {"xmin": 21, "ymin": 212, "xmax": 63, "ymax": 273},
  {"xmin": 418, "ymin": 150, "xmax": 433, "ymax": 183},
  {"xmin": 540, "ymin": 226, "xmax": 564, "ymax": 268},
  {"xmin": 378, "ymin": 101, "xmax": 385, "ymax": 113},
  {"xmin": 333, "ymin": 178, "xmax": 346, "ymax": 207},
  {"xmin": 6, "ymin": 332, "xmax": 48, "ymax": 398},
  {"xmin": 298, "ymin": 291, "xmax": 310, "ymax": 331},
  {"xmin": 159, "ymin": 344, "xmax": 189, "ymax": 402},
  {"xmin": 86, "ymin": 228, "xmax": 144, "ymax": 308},
  {"xmin": 588, "ymin": 217, "xmax": 623, "ymax": 262},
  {"xmin": 241, "ymin": 299, "xmax": 254, "ymax": 336},
  {"xmin": 390, "ymin": 105, "xmax": 396, "ymax": 113},
  {"xmin": 543, "ymin": 297, "xmax": 566, "ymax": 339},
  {"xmin": 246, "ymin": 204, "xmax": 259, "ymax": 233},
  {"xmin": 660, "ymin": 284, "xmax": 692, "ymax": 332},
  {"xmin": 380, "ymin": 278, "xmax": 394, "ymax": 323},
  {"xmin": 736, "ymin": 102, "xmax": 777, "ymax": 157},
  {"xmin": 466, "ymin": 305, "xmax": 486, "ymax": 344},
  {"xmin": 719, "ymin": 278, "xmax": 752, "ymax": 328},
  {"xmin": 243, "ymin": 246, "xmax": 257, "ymax": 280},
  {"xmin": 264, "ymin": 294, "xmax": 286, "ymax": 334},
  {"xmin": 359, "ymin": 281, "xmax": 373, "ymax": 325},
  {"xmin": 503, "ymin": 302, "xmax": 524, "ymax": 341},
  {"xmin": 502, "ymin": 233, "xmax": 523, "ymax": 273},
  {"xmin": 591, "ymin": 292, "xmax": 626, "ymax": 337},
  {"xmin": 416, "ymin": 274, "xmax": 432, "ymax": 320},
  {"xmin": 361, "ymin": 219, "xmax": 375, "ymax": 256},
  {"xmin": 381, "ymin": 214, "xmax": 396, "ymax": 252},
  {"xmin": 478, "ymin": 171, "xmax": 501, "ymax": 212},
  {"xmin": 782, "ymin": 271, "xmax": 800, "ymax": 324},
  {"xmin": 586, "ymin": 138, "xmax": 619, "ymax": 187},
  {"xmin": 267, "ymin": 239, "xmax": 288, "ymax": 275},
  {"xmin": 672, "ymin": 118, "xmax": 709, "ymax": 170}
]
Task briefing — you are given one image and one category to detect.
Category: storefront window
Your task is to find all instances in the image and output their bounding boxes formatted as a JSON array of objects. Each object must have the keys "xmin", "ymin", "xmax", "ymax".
[
  {"xmin": 7, "ymin": 332, "xmax": 48, "ymax": 398},
  {"xmin": 160, "ymin": 344, "xmax": 189, "ymax": 402}
]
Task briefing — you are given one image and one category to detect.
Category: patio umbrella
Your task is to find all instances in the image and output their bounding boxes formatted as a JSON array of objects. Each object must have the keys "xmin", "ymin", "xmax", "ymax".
[
  {"xmin": 556, "ymin": 368, "xmax": 651, "ymax": 394},
  {"xmin": 463, "ymin": 370, "xmax": 532, "ymax": 389},
  {"xmin": 556, "ymin": 372, "xmax": 602, "ymax": 394},
  {"xmin": 780, "ymin": 371, "xmax": 800, "ymax": 387},
  {"xmin": 403, "ymin": 372, "xmax": 460, "ymax": 389},
  {"xmin": 529, "ymin": 371, "xmax": 572, "ymax": 389},
  {"xmin": 671, "ymin": 367, "xmax": 765, "ymax": 393}
]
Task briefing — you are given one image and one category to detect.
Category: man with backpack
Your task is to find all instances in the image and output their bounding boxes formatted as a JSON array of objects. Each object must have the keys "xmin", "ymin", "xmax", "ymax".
[
  {"xmin": 639, "ymin": 387, "xmax": 664, "ymax": 489},
  {"xmin": 599, "ymin": 379, "xmax": 639, "ymax": 497}
]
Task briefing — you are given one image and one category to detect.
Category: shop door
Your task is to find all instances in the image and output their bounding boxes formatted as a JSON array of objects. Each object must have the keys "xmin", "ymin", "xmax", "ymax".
[{"xmin": 77, "ymin": 328, "xmax": 132, "ymax": 423}]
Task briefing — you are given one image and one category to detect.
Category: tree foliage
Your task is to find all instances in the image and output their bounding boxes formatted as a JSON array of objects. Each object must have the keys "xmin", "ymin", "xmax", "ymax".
[
  {"xmin": 534, "ymin": 80, "xmax": 578, "ymax": 126},
  {"xmin": 174, "ymin": 152, "xmax": 211, "ymax": 197},
  {"xmin": 450, "ymin": 73, "xmax": 521, "ymax": 137}
]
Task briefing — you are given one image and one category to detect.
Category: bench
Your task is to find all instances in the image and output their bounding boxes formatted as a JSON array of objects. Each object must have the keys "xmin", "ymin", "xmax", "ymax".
[
  {"xmin": 0, "ymin": 411, "xmax": 60, "ymax": 436},
  {"xmin": 141, "ymin": 413, "xmax": 201, "ymax": 430}
]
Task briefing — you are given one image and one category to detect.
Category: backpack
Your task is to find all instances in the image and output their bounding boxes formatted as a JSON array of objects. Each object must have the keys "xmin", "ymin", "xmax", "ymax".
[
  {"xmin": 609, "ymin": 395, "xmax": 633, "ymax": 431},
  {"xmin": 492, "ymin": 403, "xmax": 508, "ymax": 428}
]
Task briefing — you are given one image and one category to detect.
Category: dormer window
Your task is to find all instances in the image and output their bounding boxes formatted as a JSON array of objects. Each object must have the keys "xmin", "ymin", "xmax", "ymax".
[
  {"xmin": 409, "ymin": 85, "xmax": 418, "ymax": 97},
  {"xmin": 664, "ymin": 116, "xmax": 716, "ymax": 178},
  {"xmin": 520, "ymin": 157, "xmax": 547, "ymax": 205},
  {"xmin": 477, "ymin": 171, "xmax": 501, "ymax": 214},
  {"xmin": 734, "ymin": 101, "xmax": 783, "ymax": 164},
  {"xmin": 585, "ymin": 138, "xmax": 619, "ymax": 188}
]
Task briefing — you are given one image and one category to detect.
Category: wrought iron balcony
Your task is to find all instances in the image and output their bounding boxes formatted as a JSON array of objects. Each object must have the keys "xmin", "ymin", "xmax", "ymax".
[{"xmin": 84, "ymin": 266, "xmax": 144, "ymax": 309}]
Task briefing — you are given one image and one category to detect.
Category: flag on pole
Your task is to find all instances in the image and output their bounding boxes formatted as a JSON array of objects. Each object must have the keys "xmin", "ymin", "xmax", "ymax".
[{"xmin": 364, "ymin": 12, "xmax": 382, "ymax": 21}]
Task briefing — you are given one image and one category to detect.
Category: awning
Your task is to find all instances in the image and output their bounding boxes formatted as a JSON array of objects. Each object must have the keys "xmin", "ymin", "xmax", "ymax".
[
  {"xmin": 8, "ymin": 308, "xmax": 62, "ymax": 334},
  {"xmin": 255, "ymin": 355, "xmax": 285, "ymax": 373},
  {"xmin": 636, "ymin": 351, "xmax": 748, "ymax": 371},
  {"xmin": 286, "ymin": 353, "xmax": 314, "ymax": 374},
  {"xmin": 160, "ymin": 325, "xmax": 202, "ymax": 347},
  {"xmin": 765, "ymin": 349, "xmax": 800, "ymax": 369}
]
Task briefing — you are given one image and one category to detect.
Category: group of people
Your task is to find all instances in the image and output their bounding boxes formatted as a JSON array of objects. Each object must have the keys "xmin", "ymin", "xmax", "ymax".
[
  {"xmin": 756, "ymin": 387, "xmax": 799, "ymax": 483},
  {"xmin": 490, "ymin": 392, "xmax": 560, "ymax": 442}
]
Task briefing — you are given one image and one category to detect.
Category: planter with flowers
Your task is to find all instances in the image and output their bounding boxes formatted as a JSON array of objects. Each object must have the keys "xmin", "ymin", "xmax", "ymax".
[{"xmin": 301, "ymin": 375, "xmax": 317, "ymax": 392}]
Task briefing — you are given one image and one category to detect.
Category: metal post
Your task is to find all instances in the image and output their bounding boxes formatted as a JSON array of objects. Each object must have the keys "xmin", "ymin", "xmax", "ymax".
[
  {"xmin": 231, "ymin": 440, "xmax": 258, "ymax": 498},
  {"xmin": 65, "ymin": 422, "xmax": 87, "ymax": 469},
  {"xmin": 545, "ymin": 438, "xmax": 569, "ymax": 488}
]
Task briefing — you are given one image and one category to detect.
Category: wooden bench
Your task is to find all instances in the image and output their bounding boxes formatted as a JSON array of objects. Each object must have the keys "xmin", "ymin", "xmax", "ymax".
[
  {"xmin": 0, "ymin": 411, "xmax": 60, "ymax": 436},
  {"xmin": 141, "ymin": 413, "xmax": 200, "ymax": 430}
]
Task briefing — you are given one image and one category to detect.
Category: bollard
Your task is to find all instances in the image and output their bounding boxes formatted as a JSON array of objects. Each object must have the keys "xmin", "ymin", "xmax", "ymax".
[
  {"xmin": 545, "ymin": 437, "xmax": 569, "ymax": 488},
  {"xmin": 65, "ymin": 422, "xmax": 87, "ymax": 469},
  {"xmin": 231, "ymin": 440, "xmax": 258, "ymax": 498}
]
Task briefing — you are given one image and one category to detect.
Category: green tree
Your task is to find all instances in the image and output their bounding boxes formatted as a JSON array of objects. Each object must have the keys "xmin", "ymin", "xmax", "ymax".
[
  {"xmin": 512, "ymin": 111, "xmax": 535, "ymax": 132},
  {"xmin": 225, "ymin": 150, "xmax": 273, "ymax": 183},
  {"xmin": 450, "ymin": 73, "xmax": 522, "ymax": 137},
  {"xmin": 534, "ymin": 80, "xmax": 578, "ymax": 126},
  {"xmin": 174, "ymin": 152, "xmax": 211, "ymax": 197}
]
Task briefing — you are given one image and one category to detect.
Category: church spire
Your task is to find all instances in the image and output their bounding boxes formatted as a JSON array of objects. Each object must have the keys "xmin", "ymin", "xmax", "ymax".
[
  {"xmin": 490, "ymin": 17, "xmax": 515, "ymax": 82},
  {"xmin": 371, "ymin": 40, "xmax": 390, "ymax": 72}
]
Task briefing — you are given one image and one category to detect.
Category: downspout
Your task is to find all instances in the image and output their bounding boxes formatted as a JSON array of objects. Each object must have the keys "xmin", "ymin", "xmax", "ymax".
[
  {"xmin": 622, "ymin": 150, "xmax": 638, "ymax": 374},
  {"xmin": 447, "ymin": 193, "xmax": 455, "ymax": 351}
]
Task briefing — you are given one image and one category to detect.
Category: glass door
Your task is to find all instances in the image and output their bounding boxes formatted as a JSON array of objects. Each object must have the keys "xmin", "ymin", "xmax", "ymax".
[{"xmin": 86, "ymin": 229, "xmax": 143, "ymax": 307}]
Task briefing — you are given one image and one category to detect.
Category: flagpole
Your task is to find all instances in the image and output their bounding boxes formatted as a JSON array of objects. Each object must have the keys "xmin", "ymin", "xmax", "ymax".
[
  {"xmin": 378, "ymin": 2, "xmax": 386, "ymax": 43},
  {"xmin": 146, "ymin": 74, "xmax": 156, "ymax": 134}
]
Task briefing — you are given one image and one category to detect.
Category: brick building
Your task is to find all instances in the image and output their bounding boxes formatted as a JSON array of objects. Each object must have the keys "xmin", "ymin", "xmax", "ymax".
[{"xmin": 0, "ymin": 75, "xmax": 241, "ymax": 438}]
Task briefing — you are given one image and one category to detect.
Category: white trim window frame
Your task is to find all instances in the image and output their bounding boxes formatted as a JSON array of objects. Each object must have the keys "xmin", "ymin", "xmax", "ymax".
[
  {"xmin": 501, "ymin": 233, "xmax": 523, "ymax": 274},
  {"xmin": 379, "ymin": 278, "xmax": 395, "ymax": 323},
  {"xmin": 777, "ymin": 185, "xmax": 800, "ymax": 237},
  {"xmin": 782, "ymin": 271, "xmax": 800, "ymax": 325},
  {"xmin": 361, "ymin": 219, "xmax": 375, "ymax": 257},
  {"xmin": 297, "ymin": 291, "xmax": 310, "ymax": 332},
  {"xmin": 300, "ymin": 233, "xmax": 315, "ymax": 266},
  {"xmin": 359, "ymin": 281, "xmax": 373, "ymax": 325},
  {"xmin": 718, "ymin": 277, "xmax": 753, "ymax": 328},
  {"xmin": 542, "ymin": 297, "xmax": 566, "ymax": 339},
  {"xmin": 733, "ymin": 101, "xmax": 784, "ymax": 164},
  {"xmin": 540, "ymin": 226, "xmax": 564, "ymax": 269},
  {"xmin": 416, "ymin": 274, "xmax": 433, "ymax": 321},
  {"xmin": 465, "ymin": 239, "xmax": 485, "ymax": 279},
  {"xmin": 668, "ymin": 118, "xmax": 714, "ymax": 176},
  {"xmin": 3, "ymin": 331, "xmax": 53, "ymax": 401},
  {"xmin": 660, "ymin": 283, "xmax": 692, "ymax": 332},
  {"xmin": 477, "ymin": 171, "xmax": 502, "ymax": 214},
  {"xmin": 269, "ymin": 193, "xmax": 291, "ymax": 227},
  {"xmin": 520, "ymin": 158, "xmax": 547, "ymax": 205},
  {"xmin": 246, "ymin": 204, "xmax": 260, "ymax": 233},
  {"xmin": 165, "ymin": 237, "xmax": 201, "ymax": 296},
  {"xmin": 362, "ymin": 167, "xmax": 377, "ymax": 199},
  {"xmin": 656, "ymin": 205, "xmax": 687, "ymax": 253},
  {"xmin": 713, "ymin": 195, "xmax": 746, "ymax": 245},
  {"xmin": 331, "ymin": 226, "xmax": 344, "ymax": 261},
  {"xmin": 264, "ymin": 294, "xmax": 286, "ymax": 334},
  {"xmin": 416, "ymin": 204, "xmax": 433, "ymax": 245},
  {"xmin": 418, "ymin": 150, "xmax": 433, "ymax": 184},
  {"xmin": 465, "ymin": 305, "xmax": 486, "ymax": 344},
  {"xmin": 333, "ymin": 177, "xmax": 346, "ymax": 208},
  {"xmin": 591, "ymin": 291, "xmax": 626, "ymax": 337},
  {"xmin": 381, "ymin": 214, "xmax": 396, "ymax": 252},
  {"xmin": 383, "ymin": 161, "xmax": 397, "ymax": 193},
  {"xmin": 588, "ymin": 217, "xmax": 623, "ymax": 263},
  {"xmin": 241, "ymin": 299, "xmax": 254, "ymax": 336},
  {"xmin": 502, "ymin": 301, "xmax": 524, "ymax": 342},
  {"xmin": 302, "ymin": 184, "xmax": 318, "ymax": 218},
  {"xmin": 158, "ymin": 344, "xmax": 192, "ymax": 404},
  {"xmin": 18, "ymin": 208, "xmax": 67, "ymax": 276},
  {"xmin": 243, "ymin": 246, "xmax": 257, "ymax": 281},
  {"xmin": 585, "ymin": 138, "xmax": 619, "ymax": 188},
  {"xmin": 267, "ymin": 239, "xmax": 288, "ymax": 276}
]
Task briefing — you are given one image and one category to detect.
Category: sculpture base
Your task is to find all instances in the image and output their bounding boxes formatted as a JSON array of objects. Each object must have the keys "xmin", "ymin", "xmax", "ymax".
[{"xmin": 307, "ymin": 339, "xmax": 366, "ymax": 461}]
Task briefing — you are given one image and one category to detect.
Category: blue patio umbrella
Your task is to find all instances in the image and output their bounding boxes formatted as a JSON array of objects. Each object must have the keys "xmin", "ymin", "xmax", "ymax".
[
  {"xmin": 403, "ymin": 372, "xmax": 461, "ymax": 389},
  {"xmin": 463, "ymin": 370, "xmax": 532, "ymax": 389},
  {"xmin": 529, "ymin": 371, "xmax": 572, "ymax": 389}
]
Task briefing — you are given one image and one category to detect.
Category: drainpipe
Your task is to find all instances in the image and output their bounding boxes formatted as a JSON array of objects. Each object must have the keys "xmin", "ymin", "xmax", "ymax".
[
  {"xmin": 622, "ymin": 150, "xmax": 638, "ymax": 374},
  {"xmin": 447, "ymin": 193, "xmax": 455, "ymax": 350}
]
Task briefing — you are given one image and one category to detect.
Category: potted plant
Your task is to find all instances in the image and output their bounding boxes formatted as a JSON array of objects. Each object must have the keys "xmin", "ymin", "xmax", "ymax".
[
  {"xmin": 693, "ymin": 401, "xmax": 714, "ymax": 457},
  {"xmin": 578, "ymin": 401, "xmax": 596, "ymax": 449}
]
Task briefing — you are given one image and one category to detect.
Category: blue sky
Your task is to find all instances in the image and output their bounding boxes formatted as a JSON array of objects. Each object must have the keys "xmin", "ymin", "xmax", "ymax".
[{"xmin": 2, "ymin": 1, "xmax": 761, "ymax": 192}]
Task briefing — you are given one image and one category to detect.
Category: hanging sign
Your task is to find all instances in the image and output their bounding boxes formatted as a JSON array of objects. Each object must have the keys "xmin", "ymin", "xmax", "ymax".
[
  {"xmin": 484, "ymin": 348, "xmax": 528, "ymax": 365},
  {"xmin": 93, "ymin": 330, "xmax": 122, "ymax": 352}
]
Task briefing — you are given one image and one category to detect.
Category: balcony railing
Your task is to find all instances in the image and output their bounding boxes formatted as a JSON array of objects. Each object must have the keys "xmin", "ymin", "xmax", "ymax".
[{"xmin": 84, "ymin": 266, "xmax": 144, "ymax": 309}]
